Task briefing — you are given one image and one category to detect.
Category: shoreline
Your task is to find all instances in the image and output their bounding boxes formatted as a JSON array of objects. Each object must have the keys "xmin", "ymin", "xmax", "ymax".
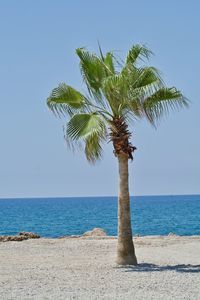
[
  {"xmin": 1, "ymin": 232, "xmax": 200, "ymax": 243},
  {"xmin": 1, "ymin": 232, "xmax": 200, "ymax": 238}
]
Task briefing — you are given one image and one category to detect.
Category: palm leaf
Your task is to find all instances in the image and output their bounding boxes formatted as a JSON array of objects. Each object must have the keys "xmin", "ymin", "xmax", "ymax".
[
  {"xmin": 130, "ymin": 67, "xmax": 163, "ymax": 89},
  {"xmin": 102, "ymin": 74, "xmax": 128, "ymax": 116},
  {"xmin": 76, "ymin": 47, "xmax": 109, "ymax": 108},
  {"xmin": 119, "ymin": 66, "xmax": 164, "ymax": 118},
  {"xmin": 65, "ymin": 112, "xmax": 107, "ymax": 162},
  {"xmin": 66, "ymin": 113, "xmax": 106, "ymax": 140},
  {"xmin": 126, "ymin": 44, "xmax": 153, "ymax": 65},
  {"xmin": 143, "ymin": 87, "xmax": 189, "ymax": 124},
  {"xmin": 104, "ymin": 52, "xmax": 115, "ymax": 74},
  {"xmin": 47, "ymin": 83, "xmax": 86, "ymax": 117},
  {"xmin": 76, "ymin": 48, "xmax": 106, "ymax": 92},
  {"xmin": 85, "ymin": 132, "xmax": 103, "ymax": 162}
]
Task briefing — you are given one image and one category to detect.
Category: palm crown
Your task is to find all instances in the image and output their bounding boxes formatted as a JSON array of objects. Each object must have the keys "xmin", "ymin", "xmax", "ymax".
[{"xmin": 47, "ymin": 45, "xmax": 188, "ymax": 162}]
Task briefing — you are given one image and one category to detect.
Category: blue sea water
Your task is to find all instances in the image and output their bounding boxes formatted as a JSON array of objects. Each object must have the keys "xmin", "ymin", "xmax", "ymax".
[{"xmin": 0, "ymin": 195, "xmax": 199, "ymax": 237}]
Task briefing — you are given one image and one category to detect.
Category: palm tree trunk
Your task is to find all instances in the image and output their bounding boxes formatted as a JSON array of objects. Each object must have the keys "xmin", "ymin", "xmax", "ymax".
[{"xmin": 116, "ymin": 154, "xmax": 137, "ymax": 265}]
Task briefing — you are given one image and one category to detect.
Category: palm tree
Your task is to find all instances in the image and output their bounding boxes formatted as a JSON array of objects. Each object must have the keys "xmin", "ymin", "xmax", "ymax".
[{"xmin": 47, "ymin": 44, "xmax": 188, "ymax": 265}]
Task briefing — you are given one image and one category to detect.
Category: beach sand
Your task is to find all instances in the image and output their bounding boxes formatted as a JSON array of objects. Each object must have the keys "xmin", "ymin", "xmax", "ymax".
[{"xmin": 0, "ymin": 236, "xmax": 200, "ymax": 299}]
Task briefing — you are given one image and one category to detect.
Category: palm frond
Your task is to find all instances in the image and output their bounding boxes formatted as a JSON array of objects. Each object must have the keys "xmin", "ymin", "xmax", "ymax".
[
  {"xmin": 102, "ymin": 74, "xmax": 127, "ymax": 116},
  {"xmin": 65, "ymin": 112, "xmax": 107, "ymax": 162},
  {"xmin": 76, "ymin": 48, "xmax": 105, "ymax": 92},
  {"xmin": 66, "ymin": 113, "xmax": 106, "ymax": 140},
  {"xmin": 104, "ymin": 52, "xmax": 115, "ymax": 74},
  {"xmin": 130, "ymin": 67, "xmax": 163, "ymax": 89},
  {"xmin": 121, "ymin": 97, "xmax": 144, "ymax": 119},
  {"xmin": 119, "ymin": 65, "xmax": 165, "ymax": 119},
  {"xmin": 85, "ymin": 132, "xmax": 103, "ymax": 163},
  {"xmin": 97, "ymin": 44, "xmax": 116, "ymax": 74},
  {"xmin": 98, "ymin": 42, "xmax": 105, "ymax": 61},
  {"xmin": 126, "ymin": 44, "xmax": 153, "ymax": 66},
  {"xmin": 143, "ymin": 87, "xmax": 189, "ymax": 125},
  {"xmin": 47, "ymin": 83, "xmax": 86, "ymax": 117}
]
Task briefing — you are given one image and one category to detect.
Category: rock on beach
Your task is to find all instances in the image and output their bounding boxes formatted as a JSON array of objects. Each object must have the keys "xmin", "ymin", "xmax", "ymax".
[{"xmin": 0, "ymin": 232, "xmax": 40, "ymax": 242}]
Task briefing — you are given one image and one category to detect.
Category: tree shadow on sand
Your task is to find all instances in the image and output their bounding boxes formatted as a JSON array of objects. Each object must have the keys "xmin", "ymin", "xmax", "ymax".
[{"xmin": 117, "ymin": 263, "xmax": 200, "ymax": 273}]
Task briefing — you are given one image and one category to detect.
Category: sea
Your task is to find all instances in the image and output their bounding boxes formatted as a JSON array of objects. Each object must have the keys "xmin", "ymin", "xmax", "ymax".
[{"xmin": 0, "ymin": 195, "xmax": 199, "ymax": 237}]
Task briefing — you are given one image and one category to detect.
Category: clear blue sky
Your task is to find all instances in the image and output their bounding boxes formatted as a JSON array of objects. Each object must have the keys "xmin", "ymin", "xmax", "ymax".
[{"xmin": 0, "ymin": 0, "xmax": 199, "ymax": 198}]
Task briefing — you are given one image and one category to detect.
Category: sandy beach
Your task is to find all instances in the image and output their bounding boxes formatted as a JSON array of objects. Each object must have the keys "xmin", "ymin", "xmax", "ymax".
[{"xmin": 0, "ymin": 235, "xmax": 200, "ymax": 299}]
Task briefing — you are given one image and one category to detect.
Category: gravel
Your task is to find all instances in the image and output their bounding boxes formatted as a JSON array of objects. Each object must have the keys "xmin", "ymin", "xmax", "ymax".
[{"xmin": 0, "ymin": 236, "xmax": 200, "ymax": 299}]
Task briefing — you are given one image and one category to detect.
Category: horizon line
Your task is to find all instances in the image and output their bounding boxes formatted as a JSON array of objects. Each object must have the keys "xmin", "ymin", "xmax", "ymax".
[{"xmin": 0, "ymin": 193, "xmax": 199, "ymax": 200}]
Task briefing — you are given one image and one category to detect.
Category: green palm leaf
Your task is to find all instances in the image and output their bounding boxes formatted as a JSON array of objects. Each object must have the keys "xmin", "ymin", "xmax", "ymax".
[
  {"xmin": 126, "ymin": 44, "xmax": 153, "ymax": 65},
  {"xmin": 104, "ymin": 52, "xmax": 115, "ymax": 74},
  {"xmin": 102, "ymin": 73, "xmax": 127, "ymax": 115},
  {"xmin": 76, "ymin": 48, "xmax": 106, "ymax": 92},
  {"xmin": 47, "ymin": 83, "xmax": 86, "ymax": 116},
  {"xmin": 66, "ymin": 113, "xmax": 106, "ymax": 140},
  {"xmin": 143, "ymin": 87, "xmax": 189, "ymax": 124},
  {"xmin": 85, "ymin": 132, "xmax": 103, "ymax": 162},
  {"xmin": 65, "ymin": 113, "xmax": 107, "ymax": 162},
  {"xmin": 76, "ymin": 47, "xmax": 109, "ymax": 108},
  {"xmin": 129, "ymin": 67, "xmax": 163, "ymax": 90}
]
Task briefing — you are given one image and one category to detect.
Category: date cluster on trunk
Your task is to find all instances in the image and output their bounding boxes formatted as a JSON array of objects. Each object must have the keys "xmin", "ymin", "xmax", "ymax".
[{"xmin": 109, "ymin": 117, "xmax": 136, "ymax": 160}]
